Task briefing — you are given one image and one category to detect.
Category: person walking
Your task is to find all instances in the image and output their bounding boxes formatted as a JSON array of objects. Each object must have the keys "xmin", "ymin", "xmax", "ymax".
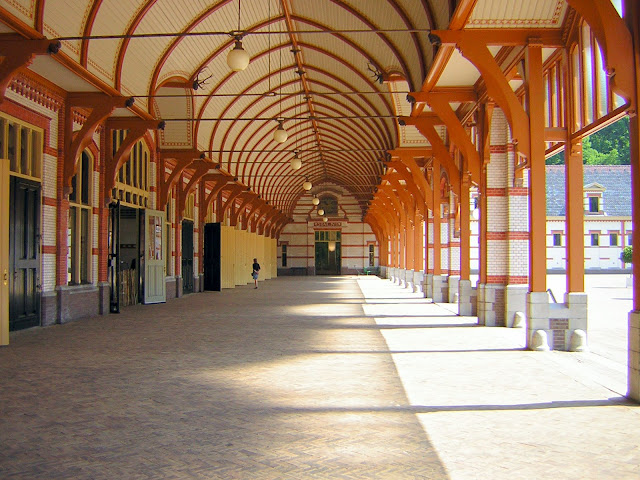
[{"xmin": 252, "ymin": 258, "xmax": 261, "ymax": 289}]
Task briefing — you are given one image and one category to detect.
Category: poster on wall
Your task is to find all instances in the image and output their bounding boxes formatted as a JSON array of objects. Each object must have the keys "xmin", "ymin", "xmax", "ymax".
[{"xmin": 148, "ymin": 215, "xmax": 162, "ymax": 260}]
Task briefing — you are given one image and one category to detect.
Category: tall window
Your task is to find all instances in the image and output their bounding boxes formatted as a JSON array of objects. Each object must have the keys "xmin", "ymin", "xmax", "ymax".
[
  {"xmin": 369, "ymin": 244, "xmax": 375, "ymax": 267},
  {"xmin": 588, "ymin": 196, "xmax": 599, "ymax": 213},
  {"xmin": 165, "ymin": 191, "xmax": 173, "ymax": 276},
  {"xmin": 281, "ymin": 244, "xmax": 287, "ymax": 267},
  {"xmin": 318, "ymin": 195, "xmax": 338, "ymax": 216},
  {"xmin": 591, "ymin": 233, "xmax": 599, "ymax": 246},
  {"xmin": 553, "ymin": 233, "xmax": 561, "ymax": 247},
  {"xmin": 610, "ymin": 233, "xmax": 618, "ymax": 246},
  {"xmin": 113, "ymin": 131, "xmax": 150, "ymax": 208},
  {"xmin": 68, "ymin": 151, "xmax": 92, "ymax": 284}
]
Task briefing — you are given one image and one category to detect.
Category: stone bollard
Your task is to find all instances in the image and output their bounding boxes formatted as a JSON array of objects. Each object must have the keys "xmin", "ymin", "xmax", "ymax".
[
  {"xmin": 513, "ymin": 311, "xmax": 526, "ymax": 328},
  {"xmin": 569, "ymin": 329, "xmax": 589, "ymax": 352},
  {"xmin": 531, "ymin": 330, "xmax": 550, "ymax": 351}
]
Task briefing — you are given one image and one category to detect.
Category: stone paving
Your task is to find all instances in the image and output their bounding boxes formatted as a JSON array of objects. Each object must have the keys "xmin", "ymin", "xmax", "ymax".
[{"xmin": 1, "ymin": 275, "xmax": 640, "ymax": 479}]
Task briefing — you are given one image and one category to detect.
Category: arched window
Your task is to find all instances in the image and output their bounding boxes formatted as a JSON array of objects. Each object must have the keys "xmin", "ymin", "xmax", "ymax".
[
  {"xmin": 318, "ymin": 195, "xmax": 338, "ymax": 216},
  {"xmin": 112, "ymin": 130, "xmax": 150, "ymax": 208},
  {"xmin": 68, "ymin": 150, "xmax": 93, "ymax": 284}
]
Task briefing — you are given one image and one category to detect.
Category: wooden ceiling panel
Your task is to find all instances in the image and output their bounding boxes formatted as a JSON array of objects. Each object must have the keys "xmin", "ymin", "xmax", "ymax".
[{"xmin": 468, "ymin": 0, "xmax": 568, "ymax": 29}]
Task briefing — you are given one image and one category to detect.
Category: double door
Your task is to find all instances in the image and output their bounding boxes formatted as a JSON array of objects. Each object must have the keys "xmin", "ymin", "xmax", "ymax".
[{"xmin": 9, "ymin": 177, "xmax": 40, "ymax": 331}]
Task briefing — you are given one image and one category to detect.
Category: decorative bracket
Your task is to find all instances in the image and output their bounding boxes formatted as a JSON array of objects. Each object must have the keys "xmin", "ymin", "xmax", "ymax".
[
  {"xmin": 0, "ymin": 35, "xmax": 60, "ymax": 103},
  {"xmin": 157, "ymin": 149, "xmax": 202, "ymax": 209},
  {"xmin": 104, "ymin": 118, "xmax": 164, "ymax": 204},
  {"xmin": 64, "ymin": 93, "xmax": 134, "ymax": 195},
  {"xmin": 176, "ymin": 159, "xmax": 216, "ymax": 217}
]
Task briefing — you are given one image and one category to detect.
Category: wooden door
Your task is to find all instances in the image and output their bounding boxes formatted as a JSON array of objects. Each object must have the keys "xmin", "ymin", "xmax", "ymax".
[
  {"xmin": 181, "ymin": 220, "xmax": 194, "ymax": 293},
  {"xmin": 203, "ymin": 222, "xmax": 221, "ymax": 291},
  {"xmin": 9, "ymin": 176, "xmax": 41, "ymax": 330},
  {"xmin": 143, "ymin": 209, "xmax": 166, "ymax": 304}
]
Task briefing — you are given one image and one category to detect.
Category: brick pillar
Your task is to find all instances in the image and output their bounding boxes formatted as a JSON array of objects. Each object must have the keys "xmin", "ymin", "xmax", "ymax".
[
  {"xmin": 448, "ymin": 191, "xmax": 461, "ymax": 303},
  {"xmin": 97, "ymin": 127, "xmax": 110, "ymax": 314},
  {"xmin": 478, "ymin": 108, "xmax": 509, "ymax": 326},
  {"xmin": 423, "ymin": 211, "xmax": 434, "ymax": 298}
]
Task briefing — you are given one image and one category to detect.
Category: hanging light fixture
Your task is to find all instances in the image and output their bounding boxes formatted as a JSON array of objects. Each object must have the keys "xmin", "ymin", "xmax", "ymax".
[
  {"xmin": 290, "ymin": 151, "xmax": 302, "ymax": 170},
  {"xmin": 323, "ymin": 216, "xmax": 328, "ymax": 222},
  {"xmin": 312, "ymin": 196, "xmax": 320, "ymax": 205},
  {"xmin": 274, "ymin": 119, "xmax": 288, "ymax": 143},
  {"xmin": 317, "ymin": 208, "xmax": 325, "ymax": 216},
  {"xmin": 303, "ymin": 177, "xmax": 312, "ymax": 191},
  {"xmin": 227, "ymin": 0, "xmax": 250, "ymax": 71},
  {"xmin": 328, "ymin": 241, "xmax": 336, "ymax": 252}
]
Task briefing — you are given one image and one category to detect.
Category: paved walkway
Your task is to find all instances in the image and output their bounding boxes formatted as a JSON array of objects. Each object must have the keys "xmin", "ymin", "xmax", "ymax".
[{"xmin": 1, "ymin": 275, "xmax": 639, "ymax": 479}]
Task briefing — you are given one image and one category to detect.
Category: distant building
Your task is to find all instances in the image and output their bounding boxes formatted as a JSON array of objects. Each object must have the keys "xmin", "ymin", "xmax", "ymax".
[
  {"xmin": 546, "ymin": 165, "xmax": 631, "ymax": 272},
  {"xmin": 470, "ymin": 165, "xmax": 632, "ymax": 273}
]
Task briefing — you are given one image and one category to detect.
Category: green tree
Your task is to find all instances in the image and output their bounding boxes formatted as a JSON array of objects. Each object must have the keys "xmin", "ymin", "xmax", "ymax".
[
  {"xmin": 545, "ymin": 116, "xmax": 630, "ymax": 165},
  {"xmin": 589, "ymin": 116, "xmax": 630, "ymax": 165},
  {"xmin": 621, "ymin": 246, "xmax": 632, "ymax": 264}
]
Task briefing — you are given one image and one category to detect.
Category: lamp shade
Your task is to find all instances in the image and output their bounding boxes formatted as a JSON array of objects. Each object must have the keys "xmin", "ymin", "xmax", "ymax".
[
  {"xmin": 328, "ymin": 241, "xmax": 336, "ymax": 252},
  {"xmin": 317, "ymin": 209, "xmax": 324, "ymax": 216},
  {"xmin": 312, "ymin": 196, "xmax": 320, "ymax": 205},
  {"xmin": 227, "ymin": 40, "xmax": 250, "ymax": 71},
  {"xmin": 274, "ymin": 124, "xmax": 288, "ymax": 143},
  {"xmin": 303, "ymin": 180, "xmax": 312, "ymax": 191},
  {"xmin": 290, "ymin": 156, "xmax": 302, "ymax": 170}
]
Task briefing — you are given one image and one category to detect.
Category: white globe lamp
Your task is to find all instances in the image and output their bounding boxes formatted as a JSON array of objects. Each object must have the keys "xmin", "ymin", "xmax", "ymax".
[
  {"xmin": 274, "ymin": 123, "xmax": 288, "ymax": 143},
  {"xmin": 317, "ymin": 208, "xmax": 324, "ymax": 216},
  {"xmin": 303, "ymin": 179, "xmax": 312, "ymax": 191},
  {"xmin": 290, "ymin": 152, "xmax": 301, "ymax": 171},
  {"xmin": 227, "ymin": 39, "xmax": 250, "ymax": 72},
  {"xmin": 312, "ymin": 196, "xmax": 320, "ymax": 206}
]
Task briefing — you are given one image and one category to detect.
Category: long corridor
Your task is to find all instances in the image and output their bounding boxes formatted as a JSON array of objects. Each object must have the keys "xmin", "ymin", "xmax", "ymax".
[{"xmin": 1, "ymin": 276, "xmax": 639, "ymax": 479}]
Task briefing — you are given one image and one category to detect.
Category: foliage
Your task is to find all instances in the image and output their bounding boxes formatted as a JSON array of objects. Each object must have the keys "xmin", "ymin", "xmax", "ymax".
[
  {"xmin": 546, "ymin": 117, "xmax": 630, "ymax": 165},
  {"xmin": 621, "ymin": 246, "xmax": 633, "ymax": 264}
]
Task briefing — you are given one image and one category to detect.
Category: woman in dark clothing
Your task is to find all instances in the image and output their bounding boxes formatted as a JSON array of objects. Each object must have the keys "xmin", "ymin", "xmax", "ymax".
[{"xmin": 252, "ymin": 258, "xmax": 261, "ymax": 289}]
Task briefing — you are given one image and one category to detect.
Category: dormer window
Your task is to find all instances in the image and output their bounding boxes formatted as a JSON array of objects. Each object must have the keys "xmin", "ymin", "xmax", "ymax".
[{"xmin": 584, "ymin": 182, "xmax": 605, "ymax": 215}]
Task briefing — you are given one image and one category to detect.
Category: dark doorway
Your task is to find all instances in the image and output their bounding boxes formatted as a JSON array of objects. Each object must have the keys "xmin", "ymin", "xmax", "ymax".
[
  {"xmin": 314, "ymin": 230, "xmax": 341, "ymax": 275},
  {"xmin": 203, "ymin": 222, "xmax": 221, "ymax": 291},
  {"xmin": 108, "ymin": 201, "xmax": 120, "ymax": 313},
  {"xmin": 9, "ymin": 176, "xmax": 41, "ymax": 331},
  {"xmin": 113, "ymin": 205, "xmax": 142, "ymax": 308},
  {"xmin": 182, "ymin": 220, "xmax": 194, "ymax": 294}
]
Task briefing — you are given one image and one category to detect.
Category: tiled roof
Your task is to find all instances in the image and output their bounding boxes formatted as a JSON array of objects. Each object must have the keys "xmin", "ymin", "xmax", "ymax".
[{"xmin": 546, "ymin": 165, "xmax": 631, "ymax": 216}]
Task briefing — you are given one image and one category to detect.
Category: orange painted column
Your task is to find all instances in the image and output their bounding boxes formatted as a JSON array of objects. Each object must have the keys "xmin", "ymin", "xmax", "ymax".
[
  {"xmin": 432, "ymin": 157, "xmax": 441, "ymax": 275},
  {"xmin": 625, "ymin": 0, "xmax": 640, "ymax": 400},
  {"xmin": 565, "ymin": 140, "xmax": 585, "ymax": 292},
  {"xmin": 406, "ymin": 211, "xmax": 415, "ymax": 271},
  {"xmin": 526, "ymin": 42, "xmax": 547, "ymax": 293},
  {"xmin": 415, "ymin": 212, "xmax": 423, "ymax": 273}
]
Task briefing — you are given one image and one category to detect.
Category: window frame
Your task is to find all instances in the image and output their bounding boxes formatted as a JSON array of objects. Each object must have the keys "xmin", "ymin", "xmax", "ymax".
[{"xmin": 68, "ymin": 150, "xmax": 93, "ymax": 285}]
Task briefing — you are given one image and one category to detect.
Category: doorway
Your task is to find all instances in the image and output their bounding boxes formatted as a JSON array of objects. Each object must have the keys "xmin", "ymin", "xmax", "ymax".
[
  {"xmin": 182, "ymin": 220, "xmax": 194, "ymax": 294},
  {"xmin": 108, "ymin": 205, "xmax": 166, "ymax": 310},
  {"xmin": 203, "ymin": 222, "xmax": 221, "ymax": 291},
  {"xmin": 314, "ymin": 230, "xmax": 341, "ymax": 275},
  {"xmin": 8, "ymin": 176, "xmax": 41, "ymax": 331}
]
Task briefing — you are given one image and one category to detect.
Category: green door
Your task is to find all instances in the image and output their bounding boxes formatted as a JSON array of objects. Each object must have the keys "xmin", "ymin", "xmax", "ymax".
[{"xmin": 314, "ymin": 230, "xmax": 341, "ymax": 275}]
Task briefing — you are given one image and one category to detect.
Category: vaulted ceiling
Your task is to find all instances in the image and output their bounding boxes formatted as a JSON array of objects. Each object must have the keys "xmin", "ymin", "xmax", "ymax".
[{"xmin": 0, "ymin": 0, "xmax": 575, "ymax": 216}]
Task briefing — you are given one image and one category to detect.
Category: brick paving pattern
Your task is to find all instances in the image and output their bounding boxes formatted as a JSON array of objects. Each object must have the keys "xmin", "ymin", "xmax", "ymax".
[{"xmin": 1, "ymin": 275, "xmax": 640, "ymax": 479}]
